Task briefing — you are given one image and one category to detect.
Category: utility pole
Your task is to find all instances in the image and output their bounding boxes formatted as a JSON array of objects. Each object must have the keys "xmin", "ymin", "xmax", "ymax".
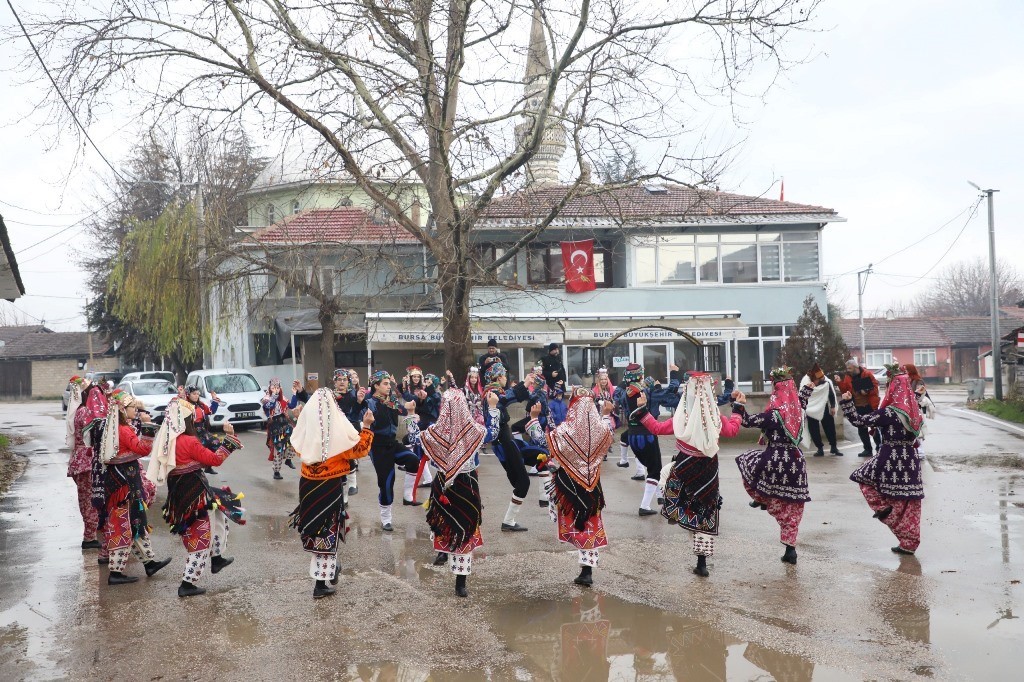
[
  {"xmin": 857, "ymin": 264, "xmax": 873, "ymax": 364},
  {"xmin": 970, "ymin": 183, "xmax": 1002, "ymax": 400}
]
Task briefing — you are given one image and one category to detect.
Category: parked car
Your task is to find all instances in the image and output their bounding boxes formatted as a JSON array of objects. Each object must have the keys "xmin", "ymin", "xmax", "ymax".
[
  {"xmin": 120, "ymin": 370, "xmax": 176, "ymax": 385},
  {"xmin": 62, "ymin": 371, "xmax": 125, "ymax": 411},
  {"xmin": 183, "ymin": 369, "xmax": 267, "ymax": 429},
  {"xmin": 116, "ymin": 380, "xmax": 178, "ymax": 424},
  {"xmin": 869, "ymin": 367, "xmax": 889, "ymax": 386}
]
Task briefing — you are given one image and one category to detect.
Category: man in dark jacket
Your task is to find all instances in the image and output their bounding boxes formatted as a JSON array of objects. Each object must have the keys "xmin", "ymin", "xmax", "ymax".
[
  {"xmin": 478, "ymin": 338, "xmax": 510, "ymax": 375},
  {"xmin": 540, "ymin": 343, "xmax": 566, "ymax": 390},
  {"xmin": 835, "ymin": 358, "xmax": 881, "ymax": 457}
]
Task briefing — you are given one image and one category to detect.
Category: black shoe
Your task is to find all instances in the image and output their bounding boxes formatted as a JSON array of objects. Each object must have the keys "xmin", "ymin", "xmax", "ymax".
[
  {"xmin": 813, "ymin": 447, "xmax": 824, "ymax": 457},
  {"xmin": 348, "ymin": 486, "xmax": 358, "ymax": 496},
  {"xmin": 178, "ymin": 581, "xmax": 206, "ymax": 598},
  {"xmin": 313, "ymin": 580, "xmax": 336, "ymax": 599},
  {"xmin": 693, "ymin": 556, "xmax": 709, "ymax": 577},
  {"xmin": 97, "ymin": 557, "xmax": 109, "ymax": 565},
  {"xmin": 382, "ymin": 523, "xmax": 394, "ymax": 532},
  {"xmin": 330, "ymin": 573, "xmax": 339, "ymax": 586},
  {"xmin": 210, "ymin": 555, "xmax": 234, "ymax": 574},
  {"xmin": 284, "ymin": 459, "xmax": 296, "ymax": 470},
  {"xmin": 144, "ymin": 557, "xmax": 172, "ymax": 577},
  {"xmin": 501, "ymin": 523, "xmax": 528, "ymax": 532},
  {"xmin": 273, "ymin": 471, "xmax": 284, "ymax": 480},
  {"xmin": 204, "ymin": 467, "xmax": 217, "ymax": 475},
  {"xmin": 81, "ymin": 539, "xmax": 101, "ymax": 550},
  {"xmin": 831, "ymin": 448, "xmax": 844, "ymax": 456},
  {"xmin": 616, "ymin": 462, "xmax": 629, "ymax": 468},
  {"xmin": 403, "ymin": 498, "xmax": 422, "ymax": 506},
  {"xmin": 639, "ymin": 508, "xmax": 658, "ymax": 517},
  {"xmin": 858, "ymin": 450, "xmax": 873, "ymax": 457},
  {"xmin": 417, "ymin": 482, "xmax": 432, "ymax": 488},
  {"xmin": 781, "ymin": 545, "xmax": 798, "ymax": 565},
  {"xmin": 538, "ymin": 499, "xmax": 549, "ymax": 508},
  {"xmin": 891, "ymin": 546, "xmax": 916, "ymax": 555},
  {"xmin": 574, "ymin": 567, "xmax": 593, "ymax": 587},
  {"xmin": 873, "ymin": 506, "xmax": 893, "ymax": 521},
  {"xmin": 432, "ymin": 552, "xmax": 449, "ymax": 566},
  {"xmin": 455, "ymin": 574, "xmax": 468, "ymax": 598},
  {"xmin": 107, "ymin": 571, "xmax": 139, "ymax": 585},
  {"xmin": 656, "ymin": 497, "xmax": 664, "ymax": 505},
  {"xmin": 630, "ymin": 473, "xmax": 646, "ymax": 481}
]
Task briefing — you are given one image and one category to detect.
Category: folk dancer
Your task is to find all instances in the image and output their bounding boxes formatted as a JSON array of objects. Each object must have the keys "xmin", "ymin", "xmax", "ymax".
[
  {"xmin": 69, "ymin": 377, "xmax": 103, "ymax": 553},
  {"xmin": 98, "ymin": 389, "xmax": 172, "ymax": 584},
  {"xmin": 841, "ymin": 364, "xmax": 925, "ymax": 555},
  {"xmin": 734, "ymin": 367, "xmax": 811, "ymax": 565},
  {"xmin": 81, "ymin": 381, "xmax": 112, "ymax": 563},
  {"xmin": 483, "ymin": 362, "xmax": 532, "ymax": 532},
  {"xmin": 520, "ymin": 400, "xmax": 552, "ymax": 507},
  {"xmin": 262, "ymin": 378, "xmax": 297, "ymax": 479},
  {"xmin": 836, "ymin": 358, "xmax": 881, "ymax": 457},
  {"xmin": 403, "ymin": 367, "xmax": 440, "ymax": 488},
  {"xmin": 417, "ymin": 389, "xmax": 499, "ymax": 597},
  {"xmin": 591, "ymin": 368, "xmax": 619, "ymax": 462},
  {"xmin": 148, "ymin": 398, "xmax": 245, "ymax": 598},
  {"xmin": 289, "ymin": 388, "xmax": 374, "ymax": 599},
  {"xmin": 333, "ymin": 369, "xmax": 367, "ymax": 495},
  {"xmin": 463, "ymin": 365, "xmax": 486, "ymax": 425},
  {"xmin": 362, "ymin": 371, "xmax": 422, "ymax": 531},
  {"xmin": 905, "ymin": 363, "xmax": 936, "ymax": 452},
  {"xmin": 620, "ymin": 363, "xmax": 682, "ymax": 515},
  {"xmin": 636, "ymin": 373, "xmax": 741, "ymax": 577},
  {"xmin": 185, "ymin": 384, "xmax": 223, "ymax": 475},
  {"xmin": 800, "ymin": 364, "xmax": 843, "ymax": 457},
  {"xmin": 545, "ymin": 388, "xmax": 615, "ymax": 587}
]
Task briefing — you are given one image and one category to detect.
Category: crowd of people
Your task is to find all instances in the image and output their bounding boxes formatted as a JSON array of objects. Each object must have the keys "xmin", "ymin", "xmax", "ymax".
[{"xmin": 64, "ymin": 340, "xmax": 936, "ymax": 600}]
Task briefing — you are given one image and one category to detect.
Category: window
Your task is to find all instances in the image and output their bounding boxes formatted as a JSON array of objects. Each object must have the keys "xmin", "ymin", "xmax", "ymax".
[
  {"xmin": 782, "ymin": 232, "xmax": 819, "ymax": 282},
  {"xmin": 334, "ymin": 350, "xmax": 368, "ymax": 368},
  {"xmin": 267, "ymin": 203, "xmax": 277, "ymax": 225},
  {"xmin": 527, "ymin": 246, "xmax": 563, "ymax": 285},
  {"xmin": 252, "ymin": 334, "xmax": 281, "ymax": 366},
  {"xmin": 721, "ymin": 243, "xmax": 758, "ymax": 283},
  {"xmin": 477, "ymin": 245, "xmax": 517, "ymax": 284},
  {"xmin": 636, "ymin": 246, "xmax": 657, "ymax": 285},
  {"xmin": 658, "ymin": 237, "xmax": 696, "ymax": 284},
  {"xmin": 913, "ymin": 348, "xmax": 937, "ymax": 367},
  {"xmin": 292, "ymin": 199, "xmax": 301, "ymax": 215},
  {"xmin": 865, "ymin": 350, "xmax": 893, "ymax": 367}
]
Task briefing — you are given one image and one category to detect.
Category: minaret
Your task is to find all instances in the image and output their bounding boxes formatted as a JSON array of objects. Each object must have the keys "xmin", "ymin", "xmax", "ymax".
[{"xmin": 515, "ymin": 7, "xmax": 566, "ymax": 186}]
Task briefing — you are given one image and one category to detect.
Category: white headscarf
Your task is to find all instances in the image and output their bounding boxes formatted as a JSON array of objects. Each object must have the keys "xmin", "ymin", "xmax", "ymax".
[
  {"xmin": 290, "ymin": 387, "xmax": 361, "ymax": 465},
  {"xmin": 147, "ymin": 398, "xmax": 192, "ymax": 485},
  {"xmin": 65, "ymin": 380, "xmax": 85, "ymax": 448},
  {"xmin": 672, "ymin": 373, "xmax": 723, "ymax": 457}
]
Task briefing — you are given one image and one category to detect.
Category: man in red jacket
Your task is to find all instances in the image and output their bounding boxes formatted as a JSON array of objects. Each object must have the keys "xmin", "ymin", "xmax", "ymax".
[{"xmin": 835, "ymin": 358, "xmax": 881, "ymax": 457}]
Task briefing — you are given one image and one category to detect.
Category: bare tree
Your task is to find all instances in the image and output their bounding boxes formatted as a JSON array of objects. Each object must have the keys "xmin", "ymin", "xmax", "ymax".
[
  {"xmin": 11, "ymin": 0, "xmax": 822, "ymax": 375},
  {"xmin": 912, "ymin": 258, "xmax": 1024, "ymax": 317},
  {"xmin": 0, "ymin": 302, "xmax": 32, "ymax": 327}
]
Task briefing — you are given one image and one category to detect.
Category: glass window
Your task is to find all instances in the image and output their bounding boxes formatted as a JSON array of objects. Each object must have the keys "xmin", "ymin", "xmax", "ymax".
[
  {"xmin": 698, "ymin": 245, "xmax": 719, "ymax": 283},
  {"xmin": 292, "ymin": 199, "xmax": 301, "ymax": 215},
  {"xmin": 783, "ymin": 231, "xmax": 817, "ymax": 241},
  {"xmin": 526, "ymin": 246, "xmax": 570, "ymax": 285},
  {"xmin": 759, "ymin": 243, "xmax": 781, "ymax": 281},
  {"xmin": 747, "ymin": 326, "xmax": 760, "ymax": 337},
  {"xmin": 761, "ymin": 326, "xmax": 784, "ymax": 337},
  {"xmin": 528, "ymin": 248, "xmax": 547, "ymax": 283},
  {"xmin": 695, "ymin": 234, "xmax": 718, "ymax": 244},
  {"xmin": 783, "ymin": 241, "xmax": 819, "ymax": 282},
  {"xmin": 913, "ymin": 348, "xmax": 937, "ymax": 367},
  {"xmin": 320, "ymin": 267, "xmax": 335, "ymax": 297},
  {"xmin": 546, "ymin": 247, "xmax": 564, "ymax": 283},
  {"xmin": 334, "ymin": 350, "xmax": 368, "ymax": 368},
  {"xmin": 494, "ymin": 247, "xmax": 517, "ymax": 284},
  {"xmin": 721, "ymin": 243, "xmax": 758, "ymax": 283},
  {"xmin": 865, "ymin": 350, "xmax": 893, "ymax": 367},
  {"xmin": 737, "ymin": 339, "xmax": 760, "ymax": 382},
  {"xmin": 635, "ymin": 247, "xmax": 656, "ymax": 286},
  {"xmin": 763, "ymin": 340, "xmax": 783, "ymax": 371},
  {"xmin": 267, "ymin": 204, "xmax": 276, "ymax": 225},
  {"xmin": 673, "ymin": 341, "xmax": 702, "ymax": 371},
  {"xmin": 252, "ymin": 334, "xmax": 281, "ymax": 366},
  {"xmin": 758, "ymin": 232, "xmax": 781, "ymax": 242},
  {"xmin": 206, "ymin": 372, "xmax": 262, "ymax": 393},
  {"xmin": 659, "ymin": 243, "xmax": 696, "ymax": 284}
]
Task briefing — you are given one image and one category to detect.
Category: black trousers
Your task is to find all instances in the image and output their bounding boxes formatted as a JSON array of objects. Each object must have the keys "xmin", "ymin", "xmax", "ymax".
[
  {"xmin": 494, "ymin": 436, "xmax": 530, "ymax": 499},
  {"xmin": 369, "ymin": 439, "xmax": 419, "ymax": 506},
  {"xmin": 807, "ymin": 411, "xmax": 838, "ymax": 449},
  {"xmin": 628, "ymin": 433, "xmax": 662, "ymax": 482},
  {"xmin": 854, "ymin": 405, "xmax": 882, "ymax": 452}
]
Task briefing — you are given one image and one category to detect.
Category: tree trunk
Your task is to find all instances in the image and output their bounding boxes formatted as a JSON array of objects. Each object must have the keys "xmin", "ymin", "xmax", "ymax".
[
  {"xmin": 438, "ymin": 259, "xmax": 474, "ymax": 384},
  {"xmin": 318, "ymin": 307, "xmax": 336, "ymax": 392}
]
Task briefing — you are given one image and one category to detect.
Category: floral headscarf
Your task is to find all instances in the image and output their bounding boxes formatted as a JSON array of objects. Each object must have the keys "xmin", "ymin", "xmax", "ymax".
[
  {"xmin": 768, "ymin": 375, "xmax": 803, "ymax": 446},
  {"xmin": 484, "ymin": 362, "xmax": 507, "ymax": 386},
  {"xmin": 420, "ymin": 389, "xmax": 486, "ymax": 483},
  {"xmin": 65, "ymin": 375, "xmax": 87, "ymax": 447},
  {"xmin": 146, "ymin": 398, "xmax": 194, "ymax": 485},
  {"xmin": 547, "ymin": 392, "xmax": 611, "ymax": 491},
  {"xmin": 880, "ymin": 372, "xmax": 924, "ymax": 435}
]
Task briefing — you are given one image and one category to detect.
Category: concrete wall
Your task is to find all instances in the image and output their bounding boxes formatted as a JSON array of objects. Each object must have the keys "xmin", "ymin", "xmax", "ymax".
[{"xmin": 31, "ymin": 357, "xmax": 119, "ymax": 398}]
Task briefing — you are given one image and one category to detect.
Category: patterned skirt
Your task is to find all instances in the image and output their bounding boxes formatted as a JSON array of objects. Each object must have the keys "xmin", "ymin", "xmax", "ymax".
[
  {"xmin": 427, "ymin": 471, "xmax": 483, "ymax": 554},
  {"xmin": 850, "ymin": 441, "xmax": 924, "ymax": 500},
  {"xmin": 289, "ymin": 475, "xmax": 347, "ymax": 554},
  {"xmin": 661, "ymin": 454, "xmax": 721, "ymax": 535},
  {"xmin": 266, "ymin": 414, "xmax": 293, "ymax": 458},
  {"xmin": 104, "ymin": 460, "xmax": 148, "ymax": 541},
  {"xmin": 735, "ymin": 444, "xmax": 811, "ymax": 503},
  {"xmin": 164, "ymin": 469, "xmax": 246, "ymax": 534},
  {"xmin": 550, "ymin": 468, "xmax": 608, "ymax": 551}
]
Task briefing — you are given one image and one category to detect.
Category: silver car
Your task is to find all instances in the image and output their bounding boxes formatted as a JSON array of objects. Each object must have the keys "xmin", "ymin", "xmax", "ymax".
[{"xmin": 116, "ymin": 380, "xmax": 178, "ymax": 424}]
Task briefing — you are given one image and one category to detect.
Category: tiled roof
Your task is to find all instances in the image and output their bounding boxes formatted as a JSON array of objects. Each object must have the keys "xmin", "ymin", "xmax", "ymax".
[
  {"xmin": 0, "ymin": 324, "xmax": 49, "ymax": 344},
  {"xmin": 837, "ymin": 318, "xmax": 949, "ymax": 350},
  {"xmin": 481, "ymin": 184, "xmax": 839, "ymax": 223},
  {"xmin": 0, "ymin": 331, "xmax": 113, "ymax": 360},
  {"xmin": 251, "ymin": 208, "xmax": 420, "ymax": 245}
]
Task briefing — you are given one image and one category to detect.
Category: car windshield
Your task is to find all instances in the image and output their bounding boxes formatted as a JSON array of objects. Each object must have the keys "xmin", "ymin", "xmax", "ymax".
[
  {"xmin": 205, "ymin": 374, "xmax": 260, "ymax": 394},
  {"xmin": 132, "ymin": 381, "xmax": 176, "ymax": 396}
]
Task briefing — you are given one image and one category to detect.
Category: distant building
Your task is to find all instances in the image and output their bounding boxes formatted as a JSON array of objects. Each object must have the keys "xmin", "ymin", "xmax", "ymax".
[{"xmin": 0, "ymin": 326, "xmax": 117, "ymax": 398}]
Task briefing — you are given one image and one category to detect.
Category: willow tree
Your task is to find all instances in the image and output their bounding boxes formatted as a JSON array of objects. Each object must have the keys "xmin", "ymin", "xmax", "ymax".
[{"xmin": 15, "ymin": 0, "xmax": 822, "ymax": 376}]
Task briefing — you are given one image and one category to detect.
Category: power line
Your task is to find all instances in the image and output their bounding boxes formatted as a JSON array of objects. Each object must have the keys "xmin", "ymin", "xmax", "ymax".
[
  {"xmin": 0, "ymin": 197, "xmax": 86, "ymax": 217},
  {"xmin": 4, "ymin": 217, "xmax": 83, "ymax": 228},
  {"xmin": 14, "ymin": 215, "xmax": 92, "ymax": 255},
  {"xmin": 5, "ymin": 0, "xmax": 126, "ymax": 182},
  {"xmin": 885, "ymin": 200, "xmax": 982, "ymax": 288}
]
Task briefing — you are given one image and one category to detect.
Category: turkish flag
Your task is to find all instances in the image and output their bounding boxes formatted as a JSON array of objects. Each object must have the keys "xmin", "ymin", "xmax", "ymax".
[{"xmin": 561, "ymin": 239, "xmax": 596, "ymax": 293}]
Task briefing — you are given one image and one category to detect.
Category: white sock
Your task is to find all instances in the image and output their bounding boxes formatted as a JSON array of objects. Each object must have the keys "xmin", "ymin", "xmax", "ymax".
[
  {"xmin": 420, "ymin": 465, "xmax": 434, "ymax": 485},
  {"xmin": 380, "ymin": 504, "xmax": 393, "ymax": 526},
  {"xmin": 618, "ymin": 443, "xmax": 629, "ymax": 464},
  {"xmin": 403, "ymin": 472, "xmax": 416, "ymax": 502},
  {"xmin": 343, "ymin": 484, "xmax": 350, "ymax": 506},
  {"xmin": 503, "ymin": 496, "xmax": 524, "ymax": 525},
  {"xmin": 641, "ymin": 480, "xmax": 658, "ymax": 510},
  {"xmin": 634, "ymin": 460, "xmax": 647, "ymax": 477},
  {"xmin": 348, "ymin": 472, "xmax": 357, "ymax": 490},
  {"xmin": 538, "ymin": 472, "xmax": 550, "ymax": 502}
]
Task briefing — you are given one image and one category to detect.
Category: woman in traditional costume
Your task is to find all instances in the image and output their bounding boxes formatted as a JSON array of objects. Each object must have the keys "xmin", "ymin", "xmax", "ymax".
[
  {"xmin": 591, "ymin": 368, "xmax": 619, "ymax": 462},
  {"xmin": 148, "ymin": 398, "xmax": 245, "ymax": 597},
  {"xmin": 333, "ymin": 368, "xmax": 367, "ymax": 495},
  {"xmin": 362, "ymin": 370, "xmax": 422, "ymax": 531},
  {"xmin": 185, "ymin": 384, "xmax": 222, "ymax": 475},
  {"xmin": 417, "ymin": 388, "xmax": 499, "ymax": 597},
  {"xmin": 67, "ymin": 377, "xmax": 102, "ymax": 552},
  {"xmin": 734, "ymin": 367, "xmax": 811, "ymax": 565},
  {"xmin": 262, "ymin": 378, "xmax": 297, "ymax": 479},
  {"xmin": 289, "ymin": 388, "xmax": 374, "ymax": 599},
  {"xmin": 463, "ymin": 365, "xmax": 486, "ymax": 425},
  {"xmin": 483, "ymin": 362, "xmax": 532, "ymax": 532},
  {"xmin": 78, "ymin": 381, "xmax": 112, "ymax": 562},
  {"xmin": 841, "ymin": 364, "xmax": 925, "ymax": 555},
  {"xmin": 98, "ymin": 389, "xmax": 172, "ymax": 584},
  {"xmin": 619, "ymin": 363, "xmax": 682, "ymax": 515},
  {"xmin": 636, "ymin": 373, "xmax": 742, "ymax": 577},
  {"xmin": 546, "ymin": 388, "xmax": 614, "ymax": 587}
]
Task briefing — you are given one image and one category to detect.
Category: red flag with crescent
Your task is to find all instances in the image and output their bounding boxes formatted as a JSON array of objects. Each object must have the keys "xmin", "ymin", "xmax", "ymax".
[{"xmin": 561, "ymin": 239, "xmax": 596, "ymax": 293}]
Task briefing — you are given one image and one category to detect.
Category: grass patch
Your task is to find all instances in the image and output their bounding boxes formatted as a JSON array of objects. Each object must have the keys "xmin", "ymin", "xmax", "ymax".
[
  {"xmin": 0, "ymin": 433, "xmax": 8, "ymax": 448},
  {"xmin": 973, "ymin": 398, "xmax": 1024, "ymax": 424}
]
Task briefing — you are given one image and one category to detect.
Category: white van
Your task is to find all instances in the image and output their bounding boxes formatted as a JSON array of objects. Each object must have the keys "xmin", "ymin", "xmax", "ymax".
[{"xmin": 183, "ymin": 369, "xmax": 267, "ymax": 429}]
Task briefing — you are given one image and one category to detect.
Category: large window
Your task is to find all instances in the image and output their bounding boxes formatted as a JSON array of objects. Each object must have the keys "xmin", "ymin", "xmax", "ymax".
[
  {"xmin": 527, "ymin": 245, "xmax": 611, "ymax": 287},
  {"xmin": 737, "ymin": 325, "xmax": 792, "ymax": 383},
  {"xmin": 476, "ymin": 245, "xmax": 517, "ymax": 284},
  {"xmin": 913, "ymin": 348, "xmax": 937, "ymax": 367},
  {"xmin": 634, "ymin": 231, "xmax": 819, "ymax": 286},
  {"xmin": 865, "ymin": 350, "xmax": 893, "ymax": 367}
]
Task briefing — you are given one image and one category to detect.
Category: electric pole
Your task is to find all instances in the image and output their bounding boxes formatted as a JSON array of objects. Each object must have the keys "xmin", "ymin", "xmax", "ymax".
[
  {"xmin": 857, "ymin": 265, "xmax": 873, "ymax": 364},
  {"xmin": 969, "ymin": 183, "xmax": 1002, "ymax": 400}
]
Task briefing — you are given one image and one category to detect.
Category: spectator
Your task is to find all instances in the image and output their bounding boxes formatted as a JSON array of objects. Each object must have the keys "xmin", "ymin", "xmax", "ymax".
[
  {"xmin": 835, "ymin": 358, "xmax": 880, "ymax": 457},
  {"xmin": 541, "ymin": 343, "xmax": 567, "ymax": 390},
  {"xmin": 477, "ymin": 338, "xmax": 509, "ymax": 375}
]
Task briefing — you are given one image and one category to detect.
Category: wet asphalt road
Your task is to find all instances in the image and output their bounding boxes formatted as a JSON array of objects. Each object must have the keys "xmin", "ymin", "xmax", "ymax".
[{"xmin": 0, "ymin": 388, "xmax": 1022, "ymax": 681}]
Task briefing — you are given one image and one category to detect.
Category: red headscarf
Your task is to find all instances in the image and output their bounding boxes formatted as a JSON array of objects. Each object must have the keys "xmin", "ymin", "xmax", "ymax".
[
  {"xmin": 546, "ymin": 389, "xmax": 612, "ymax": 491},
  {"xmin": 420, "ymin": 389, "xmax": 486, "ymax": 483},
  {"xmin": 768, "ymin": 378, "xmax": 803, "ymax": 446},
  {"xmin": 880, "ymin": 373, "xmax": 924, "ymax": 435}
]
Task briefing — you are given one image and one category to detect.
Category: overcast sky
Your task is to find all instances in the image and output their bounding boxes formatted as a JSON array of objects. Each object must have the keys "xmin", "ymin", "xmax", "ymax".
[{"xmin": 2, "ymin": 0, "xmax": 1022, "ymax": 331}]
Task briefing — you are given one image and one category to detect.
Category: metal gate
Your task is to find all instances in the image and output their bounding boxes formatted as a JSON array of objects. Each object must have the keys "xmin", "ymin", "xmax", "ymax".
[{"xmin": 0, "ymin": 361, "xmax": 32, "ymax": 398}]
